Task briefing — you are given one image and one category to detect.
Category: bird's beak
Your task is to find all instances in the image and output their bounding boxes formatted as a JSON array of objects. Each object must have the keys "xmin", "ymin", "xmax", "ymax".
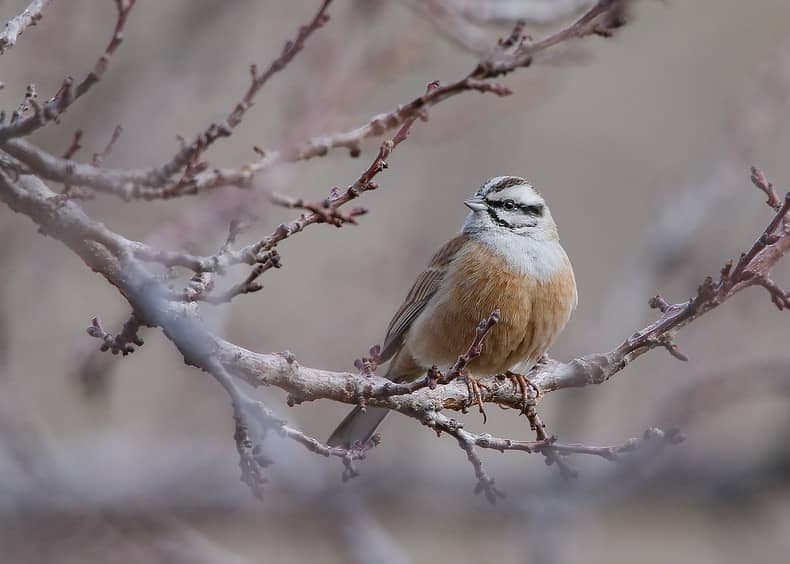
[{"xmin": 464, "ymin": 197, "xmax": 487, "ymax": 212}]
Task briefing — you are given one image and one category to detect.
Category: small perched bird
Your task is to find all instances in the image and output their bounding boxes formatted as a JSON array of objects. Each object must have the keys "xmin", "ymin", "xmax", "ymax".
[{"xmin": 328, "ymin": 176, "xmax": 577, "ymax": 447}]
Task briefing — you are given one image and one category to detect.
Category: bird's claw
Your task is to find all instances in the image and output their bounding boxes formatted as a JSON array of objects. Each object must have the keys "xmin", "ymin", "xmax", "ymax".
[
  {"xmin": 503, "ymin": 370, "xmax": 541, "ymax": 414},
  {"xmin": 464, "ymin": 373, "xmax": 489, "ymax": 424}
]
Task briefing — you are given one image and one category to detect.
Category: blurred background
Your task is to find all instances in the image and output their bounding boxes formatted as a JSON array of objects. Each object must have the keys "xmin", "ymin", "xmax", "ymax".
[{"xmin": 2, "ymin": 0, "xmax": 790, "ymax": 562}]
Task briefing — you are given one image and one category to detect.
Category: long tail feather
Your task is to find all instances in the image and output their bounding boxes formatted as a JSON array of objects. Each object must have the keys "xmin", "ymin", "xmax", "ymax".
[{"xmin": 326, "ymin": 405, "xmax": 389, "ymax": 447}]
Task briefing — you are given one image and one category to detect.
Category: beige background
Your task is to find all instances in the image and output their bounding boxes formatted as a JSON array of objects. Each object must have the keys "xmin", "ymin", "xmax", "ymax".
[{"xmin": 2, "ymin": 1, "xmax": 790, "ymax": 562}]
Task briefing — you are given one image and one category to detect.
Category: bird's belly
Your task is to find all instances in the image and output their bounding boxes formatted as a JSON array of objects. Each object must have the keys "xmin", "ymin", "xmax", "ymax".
[{"xmin": 406, "ymin": 245, "xmax": 575, "ymax": 376}]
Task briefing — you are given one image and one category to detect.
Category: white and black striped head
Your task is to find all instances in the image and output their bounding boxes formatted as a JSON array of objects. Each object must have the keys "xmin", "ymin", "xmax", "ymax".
[{"xmin": 462, "ymin": 176, "xmax": 558, "ymax": 241}]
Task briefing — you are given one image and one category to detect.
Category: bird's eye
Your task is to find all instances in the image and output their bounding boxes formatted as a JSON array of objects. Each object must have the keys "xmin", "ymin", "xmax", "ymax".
[{"xmin": 503, "ymin": 199, "xmax": 516, "ymax": 211}]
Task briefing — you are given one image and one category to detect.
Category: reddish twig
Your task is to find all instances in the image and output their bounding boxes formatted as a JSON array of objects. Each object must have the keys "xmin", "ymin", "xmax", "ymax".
[
  {"xmin": 269, "ymin": 192, "xmax": 368, "ymax": 227},
  {"xmin": 0, "ymin": 0, "xmax": 137, "ymax": 141},
  {"xmin": 2, "ymin": 162, "xmax": 789, "ymax": 500},
  {"xmin": 347, "ymin": 309, "xmax": 501, "ymax": 403},
  {"xmin": 751, "ymin": 165, "xmax": 782, "ymax": 210},
  {"xmin": 199, "ymin": 251, "xmax": 282, "ymax": 304},
  {"xmin": 133, "ymin": 86, "xmax": 430, "ymax": 277},
  {"xmin": 143, "ymin": 0, "xmax": 333, "ymax": 195},
  {"xmin": 62, "ymin": 130, "xmax": 83, "ymax": 160},
  {"xmin": 149, "ymin": 0, "xmax": 627, "ymax": 196},
  {"xmin": 536, "ymin": 170, "xmax": 790, "ymax": 393},
  {"xmin": 0, "ymin": 0, "xmax": 629, "ymax": 201},
  {"xmin": 5, "ymin": 0, "xmax": 789, "ymax": 501},
  {"xmin": 91, "ymin": 125, "xmax": 123, "ymax": 167}
]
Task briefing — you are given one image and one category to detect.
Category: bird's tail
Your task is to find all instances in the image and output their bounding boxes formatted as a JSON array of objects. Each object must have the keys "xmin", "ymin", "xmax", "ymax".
[
  {"xmin": 328, "ymin": 351, "xmax": 421, "ymax": 447},
  {"xmin": 326, "ymin": 405, "xmax": 389, "ymax": 447}
]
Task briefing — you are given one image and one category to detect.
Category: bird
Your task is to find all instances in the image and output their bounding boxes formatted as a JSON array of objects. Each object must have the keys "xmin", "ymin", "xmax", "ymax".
[{"xmin": 327, "ymin": 176, "xmax": 577, "ymax": 447}]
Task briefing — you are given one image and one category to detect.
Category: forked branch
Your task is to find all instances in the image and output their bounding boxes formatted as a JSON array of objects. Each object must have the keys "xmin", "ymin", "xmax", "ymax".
[{"xmin": 3, "ymin": 0, "xmax": 788, "ymax": 502}]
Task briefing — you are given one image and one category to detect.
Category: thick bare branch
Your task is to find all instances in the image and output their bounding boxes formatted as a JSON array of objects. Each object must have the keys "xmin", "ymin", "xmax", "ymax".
[
  {"xmin": 1, "ymin": 164, "xmax": 788, "ymax": 496},
  {"xmin": 4, "ymin": 0, "xmax": 789, "ymax": 500}
]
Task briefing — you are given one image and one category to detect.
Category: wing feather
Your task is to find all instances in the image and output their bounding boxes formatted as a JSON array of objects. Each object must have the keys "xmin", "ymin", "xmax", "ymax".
[{"xmin": 378, "ymin": 235, "xmax": 467, "ymax": 362}]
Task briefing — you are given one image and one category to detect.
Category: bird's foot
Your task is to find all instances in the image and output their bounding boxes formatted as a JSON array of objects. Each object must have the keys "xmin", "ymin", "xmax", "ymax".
[
  {"xmin": 464, "ymin": 372, "xmax": 489, "ymax": 424},
  {"xmin": 503, "ymin": 370, "xmax": 541, "ymax": 414}
]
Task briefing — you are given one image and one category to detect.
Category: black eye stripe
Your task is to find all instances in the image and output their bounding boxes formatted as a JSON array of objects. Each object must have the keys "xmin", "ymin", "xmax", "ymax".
[{"xmin": 485, "ymin": 199, "xmax": 544, "ymax": 216}]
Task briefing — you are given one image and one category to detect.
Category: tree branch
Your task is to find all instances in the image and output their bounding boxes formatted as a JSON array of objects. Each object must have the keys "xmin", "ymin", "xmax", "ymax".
[
  {"xmin": 0, "ymin": 0, "xmax": 629, "ymax": 199},
  {"xmin": 143, "ymin": 0, "xmax": 333, "ymax": 195},
  {"xmin": 4, "ymin": 0, "xmax": 788, "ymax": 501},
  {"xmin": 0, "ymin": 0, "xmax": 137, "ymax": 140},
  {"xmin": 3, "ymin": 141, "xmax": 789, "ymax": 497},
  {"xmin": 0, "ymin": 0, "xmax": 53, "ymax": 54}
]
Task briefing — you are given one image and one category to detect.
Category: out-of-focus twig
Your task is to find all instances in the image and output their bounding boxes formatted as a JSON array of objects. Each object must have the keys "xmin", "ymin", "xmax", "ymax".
[
  {"xmin": 0, "ymin": 0, "xmax": 53, "ymax": 54},
  {"xmin": 0, "ymin": 0, "xmax": 629, "ymax": 199},
  {"xmin": 0, "ymin": 0, "xmax": 137, "ymax": 140},
  {"xmin": 145, "ymin": 0, "xmax": 334, "ymax": 197},
  {"xmin": 6, "ymin": 0, "xmax": 789, "ymax": 501}
]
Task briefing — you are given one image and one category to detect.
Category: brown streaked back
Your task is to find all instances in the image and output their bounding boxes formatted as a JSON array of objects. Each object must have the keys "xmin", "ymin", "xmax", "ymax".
[{"xmin": 378, "ymin": 234, "xmax": 468, "ymax": 362}]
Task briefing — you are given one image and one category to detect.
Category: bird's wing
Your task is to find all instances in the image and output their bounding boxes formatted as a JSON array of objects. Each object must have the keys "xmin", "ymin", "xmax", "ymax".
[{"xmin": 378, "ymin": 234, "xmax": 468, "ymax": 362}]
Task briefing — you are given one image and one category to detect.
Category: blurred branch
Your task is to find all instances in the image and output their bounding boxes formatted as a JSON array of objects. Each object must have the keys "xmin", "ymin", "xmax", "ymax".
[
  {"xmin": 86, "ymin": 314, "xmax": 143, "ymax": 356},
  {"xmin": 137, "ymin": 99, "xmax": 426, "ymax": 307},
  {"xmin": 0, "ymin": 88, "xmax": 425, "ymax": 494},
  {"xmin": 145, "ymin": 0, "xmax": 333, "ymax": 197},
  {"xmin": 2, "ymin": 161, "xmax": 788, "ymax": 497},
  {"xmin": 4, "ymin": 0, "xmax": 789, "ymax": 501},
  {"xmin": 0, "ymin": 0, "xmax": 630, "ymax": 200},
  {"xmin": 215, "ymin": 169, "xmax": 790, "ymax": 493},
  {"xmin": 0, "ymin": 0, "xmax": 137, "ymax": 140},
  {"xmin": 0, "ymin": 0, "xmax": 53, "ymax": 54},
  {"xmin": 205, "ymin": 357, "xmax": 377, "ymax": 499},
  {"xmin": 655, "ymin": 360, "xmax": 790, "ymax": 431}
]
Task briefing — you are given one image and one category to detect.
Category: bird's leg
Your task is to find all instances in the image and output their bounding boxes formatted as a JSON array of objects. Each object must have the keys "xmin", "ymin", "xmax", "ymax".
[
  {"xmin": 503, "ymin": 370, "xmax": 541, "ymax": 414},
  {"xmin": 463, "ymin": 371, "xmax": 489, "ymax": 424}
]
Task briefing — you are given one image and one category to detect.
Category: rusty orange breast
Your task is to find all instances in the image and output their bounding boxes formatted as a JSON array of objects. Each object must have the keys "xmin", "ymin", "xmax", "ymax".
[{"xmin": 405, "ymin": 240, "xmax": 576, "ymax": 376}]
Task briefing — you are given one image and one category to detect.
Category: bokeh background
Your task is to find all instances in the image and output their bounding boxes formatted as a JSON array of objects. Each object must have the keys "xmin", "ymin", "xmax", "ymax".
[{"xmin": 2, "ymin": 1, "xmax": 790, "ymax": 562}]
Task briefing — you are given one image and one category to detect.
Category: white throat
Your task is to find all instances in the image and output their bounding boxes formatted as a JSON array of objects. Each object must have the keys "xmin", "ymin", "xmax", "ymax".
[{"xmin": 470, "ymin": 229, "xmax": 569, "ymax": 282}]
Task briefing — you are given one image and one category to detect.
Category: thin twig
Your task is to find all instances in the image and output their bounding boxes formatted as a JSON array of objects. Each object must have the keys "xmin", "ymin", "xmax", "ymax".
[
  {"xmin": 2, "ymin": 164, "xmax": 788, "ymax": 499},
  {"xmin": 0, "ymin": 0, "xmax": 137, "ymax": 140},
  {"xmin": 86, "ymin": 314, "xmax": 144, "ymax": 355},
  {"xmin": 0, "ymin": 0, "xmax": 628, "ymax": 199},
  {"xmin": 92, "ymin": 125, "xmax": 123, "ymax": 167},
  {"xmin": 143, "ymin": 0, "xmax": 333, "ymax": 194},
  {"xmin": 134, "ymin": 86, "xmax": 430, "ymax": 276}
]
